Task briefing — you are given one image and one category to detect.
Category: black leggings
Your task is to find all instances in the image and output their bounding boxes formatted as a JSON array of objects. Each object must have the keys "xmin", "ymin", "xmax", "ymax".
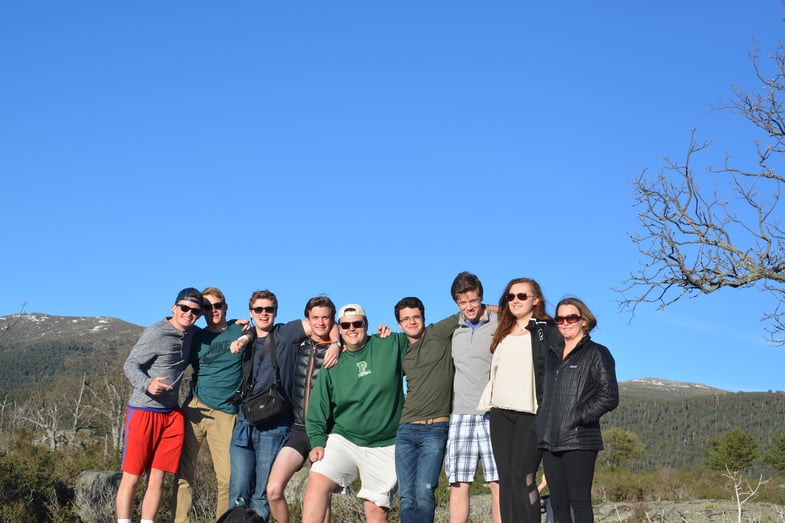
[
  {"xmin": 489, "ymin": 408, "xmax": 541, "ymax": 523},
  {"xmin": 542, "ymin": 449, "xmax": 597, "ymax": 523}
]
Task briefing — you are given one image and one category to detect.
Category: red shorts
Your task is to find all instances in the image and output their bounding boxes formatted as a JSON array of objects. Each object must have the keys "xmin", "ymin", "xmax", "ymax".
[{"xmin": 121, "ymin": 407, "xmax": 185, "ymax": 475}]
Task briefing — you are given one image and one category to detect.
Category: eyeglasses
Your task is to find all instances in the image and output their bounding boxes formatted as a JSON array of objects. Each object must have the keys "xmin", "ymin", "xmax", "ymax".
[
  {"xmin": 506, "ymin": 293, "xmax": 529, "ymax": 302},
  {"xmin": 251, "ymin": 306, "xmax": 275, "ymax": 314},
  {"xmin": 339, "ymin": 320, "xmax": 365, "ymax": 329},
  {"xmin": 399, "ymin": 315, "xmax": 423, "ymax": 324},
  {"xmin": 554, "ymin": 314, "xmax": 581, "ymax": 325},
  {"xmin": 177, "ymin": 304, "xmax": 202, "ymax": 315},
  {"xmin": 203, "ymin": 301, "xmax": 225, "ymax": 310}
]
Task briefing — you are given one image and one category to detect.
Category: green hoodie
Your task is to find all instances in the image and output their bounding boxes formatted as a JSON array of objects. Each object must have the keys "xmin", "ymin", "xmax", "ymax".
[{"xmin": 306, "ymin": 333, "xmax": 408, "ymax": 448}]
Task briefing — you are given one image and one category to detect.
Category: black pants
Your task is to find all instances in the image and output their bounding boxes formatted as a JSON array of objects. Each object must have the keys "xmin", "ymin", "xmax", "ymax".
[
  {"xmin": 489, "ymin": 408, "xmax": 542, "ymax": 523},
  {"xmin": 542, "ymin": 449, "xmax": 597, "ymax": 523}
]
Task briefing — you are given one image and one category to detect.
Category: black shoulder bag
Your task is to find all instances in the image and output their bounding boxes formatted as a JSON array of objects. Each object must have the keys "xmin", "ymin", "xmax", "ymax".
[{"xmin": 242, "ymin": 331, "xmax": 286, "ymax": 427}]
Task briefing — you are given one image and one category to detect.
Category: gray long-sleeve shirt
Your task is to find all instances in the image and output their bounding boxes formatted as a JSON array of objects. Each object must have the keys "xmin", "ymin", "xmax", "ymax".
[
  {"xmin": 451, "ymin": 308, "xmax": 498, "ymax": 415},
  {"xmin": 123, "ymin": 318, "xmax": 195, "ymax": 410}
]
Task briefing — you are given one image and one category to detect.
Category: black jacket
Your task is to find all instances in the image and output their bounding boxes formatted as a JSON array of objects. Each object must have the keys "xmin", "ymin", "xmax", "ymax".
[
  {"xmin": 290, "ymin": 338, "xmax": 331, "ymax": 427},
  {"xmin": 536, "ymin": 335, "xmax": 619, "ymax": 452},
  {"xmin": 526, "ymin": 318, "xmax": 562, "ymax": 408}
]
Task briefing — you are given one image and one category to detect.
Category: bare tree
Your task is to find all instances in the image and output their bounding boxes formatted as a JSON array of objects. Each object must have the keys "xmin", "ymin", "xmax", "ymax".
[
  {"xmin": 16, "ymin": 389, "xmax": 64, "ymax": 450},
  {"xmin": 722, "ymin": 468, "xmax": 770, "ymax": 523},
  {"xmin": 15, "ymin": 377, "xmax": 97, "ymax": 451},
  {"xmin": 67, "ymin": 373, "xmax": 94, "ymax": 446},
  {"xmin": 616, "ymin": 39, "xmax": 785, "ymax": 344},
  {"xmin": 0, "ymin": 395, "xmax": 11, "ymax": 434},
  {"xmin": 0, "ymin": 302, "xmax": 27, "ymax": 340},
  {"xmin": 84, "ymin": 367, "xmax": 129, "ymax": 455}
]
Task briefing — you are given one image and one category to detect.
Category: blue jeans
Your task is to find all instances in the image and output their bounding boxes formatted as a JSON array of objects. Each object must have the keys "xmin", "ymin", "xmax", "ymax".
[
  {"xmin": 395, "ymin": 422, "xmax": 448, "ymax": 523},
  {"xmin": 228, "ymin": 414, "xmax": 290, "ymax": 521}
]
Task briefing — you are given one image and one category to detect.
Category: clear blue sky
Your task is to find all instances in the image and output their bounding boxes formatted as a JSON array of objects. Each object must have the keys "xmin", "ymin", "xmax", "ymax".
[{"xmin": 2, "ymin": 1, "xmax": 783, "ymax": 392}]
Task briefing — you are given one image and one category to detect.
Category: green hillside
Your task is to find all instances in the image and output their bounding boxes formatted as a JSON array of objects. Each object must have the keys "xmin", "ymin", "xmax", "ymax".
[
  {"xmin": 602, "ymin": 392, "xmax": 785, "ymax": 470},
  {"xmin": 0, "ymin": 314, "xmax": 142, "ymax": 399}
]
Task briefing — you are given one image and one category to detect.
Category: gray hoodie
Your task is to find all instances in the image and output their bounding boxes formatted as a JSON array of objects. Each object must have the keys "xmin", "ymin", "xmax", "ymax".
[{"xmin": 123, "ymin": 318, "xmax": 195, "ymax": 410}]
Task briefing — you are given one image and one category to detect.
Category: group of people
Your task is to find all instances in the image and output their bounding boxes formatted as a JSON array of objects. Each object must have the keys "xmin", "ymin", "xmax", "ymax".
[{"xmin": 115, "ymin": 271, "xmax": 619, "ymax": 523}]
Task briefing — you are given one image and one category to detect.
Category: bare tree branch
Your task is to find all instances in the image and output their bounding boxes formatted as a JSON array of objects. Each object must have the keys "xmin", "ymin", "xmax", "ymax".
[
  {"xmin": 0, "ymin": 303, "xmax": 28, "ymax": 340},
  {"xmin": 721, "ymin": 468, "xmax": 770, "ymax": 523},
  {"xmin": 616, "ymin": 39, "xmax": 785, "ymax": 344}
]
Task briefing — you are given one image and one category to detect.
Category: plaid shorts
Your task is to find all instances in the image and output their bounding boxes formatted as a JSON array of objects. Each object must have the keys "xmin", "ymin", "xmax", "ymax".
[{"xmin": 444, "ymin": 412, "xmax": 499, "ymax": 484}]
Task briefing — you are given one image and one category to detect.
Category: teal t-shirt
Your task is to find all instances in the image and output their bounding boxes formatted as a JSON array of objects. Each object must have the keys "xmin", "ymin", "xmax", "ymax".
[
  {"xmin": 306, "ymin": 333, "xmax": 408, "ymax": 448},
  {"xmin": 191, "ymin": 321, "xmax": 245, "ymax": 414}
]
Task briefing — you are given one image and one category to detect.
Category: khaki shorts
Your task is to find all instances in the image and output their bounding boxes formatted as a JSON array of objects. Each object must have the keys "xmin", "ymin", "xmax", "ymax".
[{"xmin": 310, "ymin": 433, "xmax": 396, "ymax": 508}]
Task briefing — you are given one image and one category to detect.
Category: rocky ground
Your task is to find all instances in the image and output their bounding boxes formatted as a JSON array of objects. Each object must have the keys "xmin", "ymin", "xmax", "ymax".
[
  {"xmin": 74, "ymin": 469, "xmax": 785, "ymax": 522},
  {"xmin": 435, "ymin": 496, "xmax": 785, "ymax": 522},
  {"xmin": 284, "ymin": 470, "xmax": 785, "ymax": 522},
  {"xmin": 591, "ymin": 500, "xmax": 785, "ymax": 522}
]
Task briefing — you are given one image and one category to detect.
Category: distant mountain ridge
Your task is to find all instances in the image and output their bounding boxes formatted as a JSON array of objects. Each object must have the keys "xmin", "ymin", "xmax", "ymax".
[
  {"xmin": 619, "ymin": 377, "xmax": 729, "ymax": 399},
  {"xmin": 2, "ymin": 313, "xmax": 784, "ymax": 471},
  {"xmin": 0, "ymin": 312, "xmax": 142, "ymax": 344},
  {"xmin": 0, "ymin": 313, "xmax": 143, "ymax": 396},
  {"xmin": 0, "ymin": 312, "xmax": 750, "ymax": 396}
]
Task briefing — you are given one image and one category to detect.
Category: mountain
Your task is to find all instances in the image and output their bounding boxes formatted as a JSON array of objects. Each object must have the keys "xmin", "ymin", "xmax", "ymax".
[
  {"xmin": 0, "ymin": 313, "xmax": 142, "ymax": 396},
  {"xmin": 0, "ymin": 312, "xmax": 142, "ymax": 345},
  {"xmin": 618, "ymin": 377, "xmax": 729, "ymax": 399}
]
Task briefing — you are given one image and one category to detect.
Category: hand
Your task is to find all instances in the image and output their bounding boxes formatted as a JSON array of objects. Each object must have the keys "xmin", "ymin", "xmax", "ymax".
[
  {"xmin": 230, "ymin": 334, "xmax": 251, "ymax": 354},
  {"xmin": 236, "ymin": 319, "xmax": 251, "ymax": 331},
  {"xmin": 376, "ymin": 324, "xmax": 392, "ymax": 338},
  {"xmin": 147, "ymin": 376, "xmax": 172, "ymax": 395},
  {"xmin": 323, "ymin": 344, "xmax": 340, "ymax": 368},
  {"xmin": 309, "ymin": 446, "xmax": 325, "ymax": 462}
]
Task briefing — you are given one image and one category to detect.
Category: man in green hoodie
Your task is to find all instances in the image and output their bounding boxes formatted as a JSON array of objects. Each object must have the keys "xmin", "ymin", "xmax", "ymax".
[{"xmin": 303, "ymin": 303, "xmax": 408, "ymax": 523}]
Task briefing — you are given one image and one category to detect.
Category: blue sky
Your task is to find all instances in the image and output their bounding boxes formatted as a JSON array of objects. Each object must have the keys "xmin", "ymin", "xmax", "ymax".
[{"xmin": 2, "ymin": 1, "xmax": 783, "ymax": 392}]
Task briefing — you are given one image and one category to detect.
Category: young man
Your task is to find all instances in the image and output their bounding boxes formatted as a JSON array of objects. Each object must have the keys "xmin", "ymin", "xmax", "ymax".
[
  {"xmin": 229, "ymin": 290, "xmax": 337, "ymax": 521},
  {"xmin": 393, "ymin": 297, "xmax": 459, "ymax": 523},
  {"xmin": 303, "ymin": 304, "xmax": 408, "ymax": 523},
  {"xmin": 446, "ymin": 272, "xmax": 501, "ymax": 523},
  {"xmin": 116, "ymin": 287, "xmax": 203, "ymax": 523},
  {"xmin": 266, "ymin": 296, "xmax": 340, "ymax": 523},
  {"xmin": 170, "ymin": 287, "xmax": 249, "ymax": 522}
]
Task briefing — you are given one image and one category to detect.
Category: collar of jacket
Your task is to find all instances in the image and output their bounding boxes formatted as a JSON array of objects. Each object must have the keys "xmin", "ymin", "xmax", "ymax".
[{"xmin": 458, "ymin": 307, "xmax": 495, "ymax": 327}]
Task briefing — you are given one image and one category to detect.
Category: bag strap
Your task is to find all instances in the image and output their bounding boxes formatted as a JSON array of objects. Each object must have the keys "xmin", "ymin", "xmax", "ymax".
[
  {"xmin": 268, "ymin": 336, "xmax": 280, "ymax": 389},
  {"xmin": 242, "ymin": 329, "xmax": 277, "ymax": 394}
]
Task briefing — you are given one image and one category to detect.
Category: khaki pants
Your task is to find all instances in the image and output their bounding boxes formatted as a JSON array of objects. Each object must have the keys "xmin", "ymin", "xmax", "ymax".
[{"xmin": 171, "ymin": 395, "xmax": 236, "ymax": 522}]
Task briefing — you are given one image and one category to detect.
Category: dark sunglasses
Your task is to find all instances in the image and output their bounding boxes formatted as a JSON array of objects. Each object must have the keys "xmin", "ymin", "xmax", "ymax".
[
  {"xmin": 251, "ymin": 306, "xmax": 276, "ymax": 314},
  {"xmin": 203, "ymin": 301, "xmax": 225, "ymax": 310},
  {"xmin": 339, "ymin": 320, "xmax": 365, "ymax": 329},
  {"xmin": 554, "ymin": 314, "xmax": 581, "ymax": 325},
  {"xmin": 506, "ymin": 292, "xmax": 529, "ymax": 302},
  {"xmin": 177, "ymin": 304, "xmax": 202, "ymax": 315}
]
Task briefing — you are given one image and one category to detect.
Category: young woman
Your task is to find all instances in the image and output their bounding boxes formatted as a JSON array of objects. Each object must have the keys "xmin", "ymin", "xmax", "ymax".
[
  {"xmin": 536, "ymin": 297, "xmax": 619, "ymax": 523},
  {"xmin": 479, "ymin": 277, "xmax": 561, "ymax": 522}
]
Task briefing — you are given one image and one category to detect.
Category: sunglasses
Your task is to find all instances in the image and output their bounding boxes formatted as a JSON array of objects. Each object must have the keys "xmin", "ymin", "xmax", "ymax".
[
  {"xmin": 251, "ymin": 306, "xmax": 276, "ymax": 314},
  {"xmin": 554, "ymin": 314, "xmax": 581, "ymax": 325},
  {"xmin": 177, "ymin": 304, "xmax": 202, "ymax": 315},
  {"xmin": 506, "ymin": 292, "xmax": 529, "ymax": 302},
  {"xmin": 339, "ymin": 320, "xmax": 365, "ymax": 329},
  {"xmin": 204, "ymin": 301, "xmax": 225, "ymax": 310}
]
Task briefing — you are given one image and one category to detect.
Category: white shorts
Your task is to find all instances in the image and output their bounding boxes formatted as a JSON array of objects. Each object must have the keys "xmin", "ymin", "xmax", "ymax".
[{"xmin": 310, "ymin": 433, "xmax": 396, "ymax": 508}]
